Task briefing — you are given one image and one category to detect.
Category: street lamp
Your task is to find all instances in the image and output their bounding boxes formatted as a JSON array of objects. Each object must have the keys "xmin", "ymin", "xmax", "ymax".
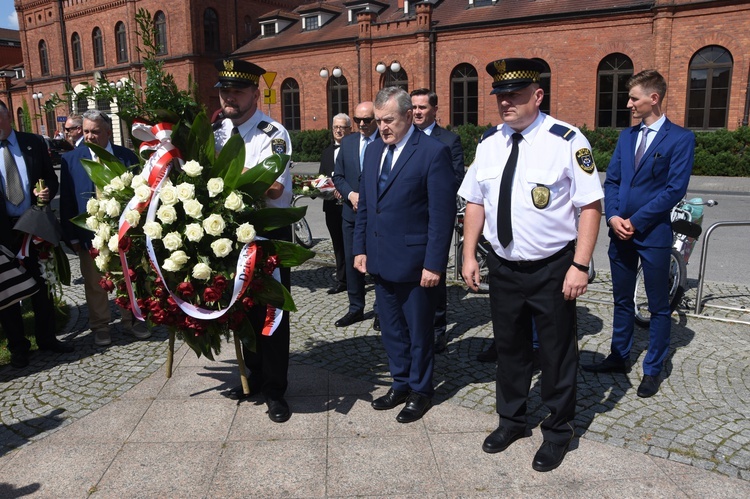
[
  {"xmin": 32, "ymin": 92, "xmax": 44, "ymax": 135},
  {"xmin": 375, "ymin": 62, "xmax": 386, "ymax": 74}
]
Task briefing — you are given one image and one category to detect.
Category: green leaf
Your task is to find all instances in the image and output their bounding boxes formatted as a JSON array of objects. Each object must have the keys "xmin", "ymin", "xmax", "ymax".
[
  {"xmin": 234, "ymin": 322, "xmax": 256, "ymax": 353},
  {"xmin": 69, "ymin": 212, "xmax": 93, "ymax": 231},
  {"xmin": 214, "ymin": 134, "xmax": 245, "ymax": 179},
  {"xmin": 235, "ymin": 154, "xmax": 289, "ymax": 198},
  {"xmin": 53, "ymin": 245, "xmax": 71, "ymax": 286},
  {"xmin": 253, "ymin": 273, "xmax": 296, "ymax": 311},
  {"xmin": 86, "ymin": 143, "xmax": 130, "ymax": 175},
  {"xmin": 245, "ymin": 206, "xmax": 307, "ymax": 233},
  {"xmin": 256, "ymin": 239, "xmax": 315, "ymax": 267},
  {"xmin": 80, "ymin": 159, "xmax": 119, "ymax": 191}
]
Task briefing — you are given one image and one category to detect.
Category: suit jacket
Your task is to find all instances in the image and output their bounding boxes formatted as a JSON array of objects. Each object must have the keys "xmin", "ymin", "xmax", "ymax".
[
  {"xmin": 353, "ymin": 127, "xmax": 456, "ymax": 282},
  {"xmin": 604, "ymin": 118, "xmax": 694, "ymax": 247},
  {"xmin": 429, "ymin": 125, "xmax": 465, "ymax": 188},
  {"xmin": 60, "ymin": 143, "xmax": 140, "ymax": 248},
  {"xmin": 332, "ymin": 131, "xmax": 378, "ymax": 223},
  {"xmin": 318, "ymin": 142, "xmax": 339, "ymax": 213},
  {"xmin": 0, "ymin": 131, "xmax": 59, "ymax": 248}
]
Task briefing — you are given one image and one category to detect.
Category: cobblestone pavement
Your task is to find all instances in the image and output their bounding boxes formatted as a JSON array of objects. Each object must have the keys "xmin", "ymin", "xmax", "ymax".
[{"xmin": 1, "ymin": 241, "xmax": 749, "ymax": 482}]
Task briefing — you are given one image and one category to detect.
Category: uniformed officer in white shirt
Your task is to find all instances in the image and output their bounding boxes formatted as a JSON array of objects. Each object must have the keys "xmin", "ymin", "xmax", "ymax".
[
  {"xmin": 213, "ymin": 58, "xmax": 294, "ymax": 424},
  {"xmin": 458, "ymin": 58, "xmax": 603, "ymax": 472}
]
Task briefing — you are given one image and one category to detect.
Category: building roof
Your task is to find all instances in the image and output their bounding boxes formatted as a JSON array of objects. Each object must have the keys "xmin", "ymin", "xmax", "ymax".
[{"xmin": 0, "ymin": 28, "xmax": 21, "ymax": 44}]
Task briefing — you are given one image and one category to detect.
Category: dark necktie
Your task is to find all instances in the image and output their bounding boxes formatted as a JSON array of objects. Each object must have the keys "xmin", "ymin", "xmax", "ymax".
[
  {"xmin": 497, "ymin": 133, "xmax": 523, "ymax": 248},
  {"xmin": 634, "ymin": 127, "xmax": 650, "ymax": 170},
  {"xmin": 2, "ymin": 140, "xmax": 24, "ymax": 206},
  {"xmin": 231, "ymin": 127, "xmax": 239, "ymax": 136},
  {"xmin": 378, "ymin": 145, "xmax": 396, "ymax": 195}
]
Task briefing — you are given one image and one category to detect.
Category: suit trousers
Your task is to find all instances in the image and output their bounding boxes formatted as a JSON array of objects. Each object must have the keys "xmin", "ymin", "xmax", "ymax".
[
  {"xmin": 374, "ymin": 276, "xmax": 438, "ymax": 397},
  {"xmin": 242, "ymin": 225, "xmax": 292, "ymax": 400},
  {"xmin": 77, "ymin": 248, "xmax": 111, "ymax": 332},
  {"xmin": 487, "ymin": 245, "xmax": 577, "ymax": 446},
  {"xmin": 342, "ymin": 216, "xmax": 367, "ymax": 314},
  {"xmin": 433, "ymin": 273, "xmax": 447, "ymax": 338},
  {"xmin": 323, "ymin": 201, "xmax": 346, "ymax": 286},
  {"xmin": 608, "ymin": 239, "xmax": 671, "ymax": 375}
]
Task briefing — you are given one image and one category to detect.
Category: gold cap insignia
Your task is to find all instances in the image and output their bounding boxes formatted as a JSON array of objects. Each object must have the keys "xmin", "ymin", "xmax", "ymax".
[
  {"xmin": 494, "ymin": 59, "xmax": 506, "ymax": 76},
  {"xmin": 223, "ymin": 59, "xmax": 234, "ymax": 71}
]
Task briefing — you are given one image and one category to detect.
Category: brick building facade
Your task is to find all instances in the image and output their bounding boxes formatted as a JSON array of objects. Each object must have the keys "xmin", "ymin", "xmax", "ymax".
[{"xmin": 5, "ymin": 0, "xmax": 750, "ymax": 142}]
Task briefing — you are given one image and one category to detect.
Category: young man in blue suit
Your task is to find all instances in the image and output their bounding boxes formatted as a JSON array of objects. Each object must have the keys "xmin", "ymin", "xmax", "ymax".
[
  {"xmin": 60, "ymin": 110, "xmax": 148, "ymax": 347},
  {"xmin": 583, "ymin": 70, "xmax": 695, "ymax": 398},
  {"xmin": 353, "ymin": 87, "xmax": 456, "ymax": 423}
]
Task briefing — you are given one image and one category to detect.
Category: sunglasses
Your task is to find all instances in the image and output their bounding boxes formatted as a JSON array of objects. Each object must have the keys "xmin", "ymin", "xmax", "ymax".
[
  {"xmin": 353, "ymin": 117, "xmax": 374, "ymax": 125},
  {"xmin": 333, "ymin": 125, "xmax": 351, "ymax": 131},
  {"xmin": 64, "ymin": 126, "xmax": 81, "ymax": 132}
]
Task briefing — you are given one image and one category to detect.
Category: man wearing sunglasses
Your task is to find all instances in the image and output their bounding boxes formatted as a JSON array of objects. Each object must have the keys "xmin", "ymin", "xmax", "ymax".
[
  {"xmin": 64, "ymin": 115, "xmax": 84, "ymax": 147},
  {"xmin": 333, "ymin": 101, "xmax": 379, "ymax": 330}
]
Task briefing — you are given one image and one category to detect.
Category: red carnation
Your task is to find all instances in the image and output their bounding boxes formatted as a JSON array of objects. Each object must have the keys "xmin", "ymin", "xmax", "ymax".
[
  {"xmin": 118, "ymin": 235, "xmax": 132, "ymax": 252},
  {"xmin": 176, "ymin": 281, "xmax": 195, "ymax": 299},
  {"xmin": 213, "ymin": 275, "xmax": 228, "ymax": 292},
  {"xmin": 89, "ymin": 247, "xmax": 99, "ymax": 258},
  {"xmin": 114, "ymin": 296, "xmax": 130, "ymax": 309},
  {"xmin": 241, "ymin": 296, "xmax": 254, "ymax": 309},
  {"xmin": 203, "ymin": 286, "xmax": 221, "ymax": 303},
  {"xmin": 99, "ymin": 277, "xmax": 115, "ymax": 292}
]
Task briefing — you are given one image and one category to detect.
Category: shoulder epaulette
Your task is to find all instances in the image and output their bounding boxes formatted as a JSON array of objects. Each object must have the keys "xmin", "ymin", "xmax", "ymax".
[
  {"xmin": 479, "ymin": 126, "xmax": 500, "ymax": 144},
  {"xmin": 549, "ymin": 124, "xmax": 576, "ymax": 141},
  {"xmin": 258, "ymin": 120, "xmax": 278, "ymax": 137}
]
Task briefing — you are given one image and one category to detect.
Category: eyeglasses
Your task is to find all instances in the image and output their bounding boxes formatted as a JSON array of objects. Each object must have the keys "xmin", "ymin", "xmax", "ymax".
[
  {"xmin": 332, "ymin": 126, "xmax": 351, "ymax": 131},
  {"xmin": 353, "ymin": 117, "xmax": 374, "ymax": 125},
  {"xmin": 64, "ymin": 126, "xmax": 81, "ymax": 132}
]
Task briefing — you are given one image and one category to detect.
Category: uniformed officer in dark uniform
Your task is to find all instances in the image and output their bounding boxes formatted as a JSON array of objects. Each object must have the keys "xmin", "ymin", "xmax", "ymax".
[{"xmin": 458, "ymin": 58, "xmax": 603, "ymax": 472}]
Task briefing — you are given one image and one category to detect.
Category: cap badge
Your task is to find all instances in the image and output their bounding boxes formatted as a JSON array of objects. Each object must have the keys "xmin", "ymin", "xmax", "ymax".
[
  {"xmin": 223, "ymin": 59, "xmax": 234, "ymax": 71},
  {"xmin": 494, "ymin": 59, "xmax": 506, "ymax": 76}
]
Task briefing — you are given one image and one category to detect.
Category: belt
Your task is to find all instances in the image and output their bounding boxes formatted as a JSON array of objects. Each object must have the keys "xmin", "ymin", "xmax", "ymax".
[{"xmin": 491, "ymin": 240, "xmax": 575, "ymax": 270}]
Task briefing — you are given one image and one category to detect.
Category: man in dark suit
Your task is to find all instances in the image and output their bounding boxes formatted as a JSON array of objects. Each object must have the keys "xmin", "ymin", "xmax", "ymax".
[
  {"xmin": 410, "ymin": 88, "xmax": 464, "ymax": 353},
  {"xmin": 333, "ymin": 101, "xmax": 379, "ymax": 329},
  {"xmin": 0, "ymin": 101, "xmax": 73, "ymax": 368},
  {"xmin": 583, "ymin": 70, "xmax": 694, "ymax": 398},
  {"xmin": 60, "ymin": 110, "xmax": 147, "ymax": 347},
  {"xmin": 318, "ymin": 113, "xmax": 352, "ymax": 295},
  {"xmin": 353, "ymin": 87, "xmax": 456, "ymax": 423}
]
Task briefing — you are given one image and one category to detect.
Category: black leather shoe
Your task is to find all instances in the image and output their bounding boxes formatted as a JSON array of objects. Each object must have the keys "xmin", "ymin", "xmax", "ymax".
[
  {"xmin": 327, "ymin": 283, "xmax": 347, "ymax": 294},
  {"xmin": 222, "ymin": 384, "xmax": 261, "ymax": 401},
  {"xmin": 476, "ymin": 344, "xmax": 497, "ymax": 363},
  {"xmin": 371, "ymin": 388, "xmax": 409, "ymax": 410},
  {"xmin": 335, "ymin": 311, "xmax": 364, "ymax": 327},
  {"xmin": 37, "ymin": 340, "xmax": 74, "ymax": 354},
  {"xmin": 435, "ymin": 333, "xmax": 447, "ymax": 354},
  {"xmin": 267, "ymin": 398, "xmax": 291, "ymax": 423},
  {"xmin": 637, "ymin": 374, "xmax": 660, "ymax": 398},
  {"xmin": 10, "ymin": 352, "xmax": 29, "ymax": 369},
  {"xmin": 396, "ymin": 393, "xmax": 432, "ymax": 423},
  {"xmin": 581, "ymin": 355, "xmax": 629, "ymax": 373},
  {"xmin": 372, "ymin": 314, "xmax": 381, "ymax": 331},
  {"xmin": 532, "ymin": 440, "xmax": 569, "ymax": 472},
  {"xmin": 482, "ymin": 426, "xmax": 530, "ymax": 454}
]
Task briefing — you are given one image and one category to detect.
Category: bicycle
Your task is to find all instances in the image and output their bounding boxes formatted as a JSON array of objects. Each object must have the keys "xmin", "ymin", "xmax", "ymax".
[
  {"xmin": 291, "ymin": 194, "xmax": 314, "ymax": 249},
  {"xmin": 633, "ymin": 197, "xmax": 717, "ymax": 327}
]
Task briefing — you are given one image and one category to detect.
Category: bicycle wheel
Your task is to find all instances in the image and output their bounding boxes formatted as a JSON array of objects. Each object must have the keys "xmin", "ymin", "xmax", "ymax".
[
  {"xmin": 293, "ymin": 217, "xmax": 314, "ymax": 248},
  {"xmin": 587, "ymin": 256, "xmax": 596, "ymax": 284},
  {"xmin": 634, "ymin": 248, "xmax": 686, "ymax": 328},
  {"xmin": 457, "ymin": 241, "xmax": 490, "ymax": 293}
]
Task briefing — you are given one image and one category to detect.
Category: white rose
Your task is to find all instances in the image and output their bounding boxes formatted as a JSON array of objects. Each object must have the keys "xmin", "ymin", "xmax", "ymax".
[
  {"xmin": 192, "ymin": 262, "xmax": 212, "ymax": 280},
  {"xmin": 94, "ymin": 253, "xmax": 110, "ymax": 271},
  {"xmin": 157, "ymin": 205, "xmax": 177, "ymax": 225},
  {"xmin": 108, "ymin": 177, "xmax": 125, "ymax": 192},
  {"xmin": 161, "ymin": 258, "xmax": 181, "ymax": 272},
  {"xmin": 97, "ymin": 224, "xmax": 111, "ymax": 241},
  {"xmin": 210, "ymin": 238, "xmax": 233, "ymax": 258},
  {"xmin": 107, "ymin": 234, "xmax": 119, "ymax": 252},
  {"xmin": 207, "ymin": 178, "xmax": 224, "ymax": 197},
  {"xmin": 202, "ymin": 214, "xmax": 226, "ymax": 236},
  {"xmin": 175, "ymin": 182, "xmax": 195, "ymax": 200},
  {"xmin": 184, "ymin": 223, "xmax": 204, "ymax": 242},
  {"xmin": 124, "ymin": 209, "xmax": 140, "ymax": 227},
  {"xmin": 182, "ymin": 160, "xmax": 203, "ymax": 177},
  {"xmin": 85, "ymin": 216, "xmax": 100, "ymax": 231},
  {"xmin": 170, "ymin": 250, "xmax": 189, "ymax": 266},
  {"xmin": 120, "ymin": 171, "xmax": 134, "ymax": 187},
  {"xmin": 302, "ymin": 186, "xmax": 310, "ymax": 193},
  {"xmin": 86, "ymin": 198, "xmax": 99, "ymax": 216},
  {"xmin": 183, "ymin": 199, "xmax": 204, "ymax": 219},
  {"xmin": 105, "ymin": 198, "xmax": 121, "ymax": 217},
  {"xmin": 162, "ymin": 231, "xmax": 182, "ymax": 251},
  {"xmin": 91, "ymin": 235, "xmax": 104, "ymax": 250},
  {"xmin": 143, "ymin": 221, "xmax": 163, "ymax": 239},
  {"xmin": 131, "ymin": 174, "xmax": 147, "ymax": 188},
  {"xmin": 236, "ymin": 223, "xmax": 256, "ymax": 243},
  {"xmin": 224, "ymin": 191, "xmax": 245, "ymax": 212},
  {"xmin": 159, "ymin": 184, "xmax": 178, "ymax": 206},
  {"xmin": 135, "ymin": 184, "xmax": 152, "ymax": 203}
]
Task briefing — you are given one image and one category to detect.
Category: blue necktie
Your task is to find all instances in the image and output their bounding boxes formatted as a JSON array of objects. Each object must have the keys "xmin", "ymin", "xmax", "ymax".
[
  {"xmin": 359, "ymin": 136, "xmax": 370, "ymax": 170},
  {"xmin": 378, "ymin": 145, "xmax": 395, "ymax": 195}
]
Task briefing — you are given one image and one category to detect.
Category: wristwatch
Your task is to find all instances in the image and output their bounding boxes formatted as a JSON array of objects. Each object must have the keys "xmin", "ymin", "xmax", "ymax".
[{"xmin": 571, "ymin": 261, "xmax": 589, "ymax": 272}]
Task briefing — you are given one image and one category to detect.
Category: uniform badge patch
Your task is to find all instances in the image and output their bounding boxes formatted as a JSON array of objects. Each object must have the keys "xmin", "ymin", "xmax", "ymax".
[
  {"xmin": 531, "ymin": 185, "xmax": 550, "ymax": 209},
  {"xmin": 575, "ymin": 148, "xmax": 596, "ymax": 175},
  {"xmin": 272, "ymin": 138, "xmax": 287, "ymax": 155}
]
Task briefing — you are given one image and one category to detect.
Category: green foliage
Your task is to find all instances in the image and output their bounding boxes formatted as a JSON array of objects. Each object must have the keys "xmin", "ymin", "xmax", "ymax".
[
  {"xmin": 21, "ymin": 99, "xmax": 32, "ymax": 132},
  {"xmin": 580, "ymin": 125, "xmax": 620, "ymax": 172},
  {"xmin": 290, "ymin": 129, "xmax": 331, "ymax": 162},
  {"xmin": 692, "ymin": 127, "xmax": 750, "ymax": 176},
  {"xmin": 451, "ymin": 123, "xmax": 493, "ymax": 166}
]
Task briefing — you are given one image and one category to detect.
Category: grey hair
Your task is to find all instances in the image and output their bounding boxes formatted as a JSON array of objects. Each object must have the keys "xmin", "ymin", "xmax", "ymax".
[
  {"xmin": 332, "ymin": 113, "xmax": 351, "ymax": 127},
  {"xmin": 374, "ymin": 87, "xmax": 412, "ymax": 114},
  {"xmin": 82, "ymin": 109, "xmax": 112, "ymax": 130},
  {"xmin": 66, "ymin": 114, "xmax": 83, "ymax": 127}
]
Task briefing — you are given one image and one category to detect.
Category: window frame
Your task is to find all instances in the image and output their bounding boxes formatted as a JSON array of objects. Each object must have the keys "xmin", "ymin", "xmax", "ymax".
[
  {"xmin": 92, "ymin": 27, "xmax": 105, "ymax": 68},
  {"xmin": 115, "ymin": 22, "xmax": 128, "ymax": 63},
  {"xmin": 450, "ymin": 63, "xmax": 478, "ymax": 126},
  {"xmin": 281, "ymin": 78, "xmax": 301, "ymax": 131},
  {"xmin": 596, "ymin": 53, "xmax": 634, "ymax": 128}
]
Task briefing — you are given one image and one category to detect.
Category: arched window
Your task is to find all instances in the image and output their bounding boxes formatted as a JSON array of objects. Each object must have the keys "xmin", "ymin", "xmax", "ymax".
[
  {"xmin": 384, "ymin": 68, "xmax": 408, "ymax": 91},
  {"xmin": 204, "ymin": 8, "xmax": 220, "ymax": 52},
  {"xmin": 71, "ymin": 33, "xmax": 83, "ymax": 71},
  {"xmin": 687, "ymin": 46, "xmax": 733, "ymax": 129},
  {"xmin": 39, "ymin": 40, "xmax": 49, "ymax": 76},
  {"xmin": 76, "ymin": 94, "xmax": 89, "ymax": 114},
  {"xmin": 450, "ymin": 63, "xmax": 478, "ymax": 126},
  {"xmin": 92, "ymin": 27, "xmax": 105, "ymax": 67},
  {"xmin": 97, "ymin": 95, "xmax": 111, "ymax": 112},
  {"xmin": 281, "ymin": 78, "xmax": 301, "ymax": 131},
  {"xmin": 115, "ymin": 22, "xmax": 128, "ymax": 63},
  {"xmin": 16, "ymin": 108, "xmax": 25, "ymax": 132},
  {"xmin": 328, "ymin": 75, "xmax": 349, "ymax": 125},
  {"xmin": 154, "ymin": 11, "xmax": 168, "ymax": 55},
  {"xmin": 46, "ymin": 109, "xmax": 56, "ymax": 137},
  {"xmin": 596, "ymin": 53, "xmax": 633, "ymax": 128},
  {"xmin": 533, "ymin": 58, "xmax": 551, "ymax": 116}
]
